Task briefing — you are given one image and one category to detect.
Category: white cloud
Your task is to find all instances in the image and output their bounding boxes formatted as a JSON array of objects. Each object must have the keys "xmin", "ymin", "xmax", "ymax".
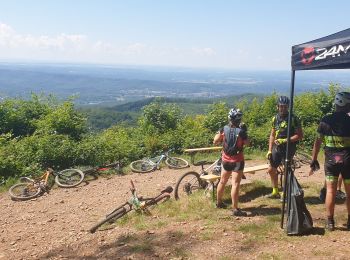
[
  {"xmin": 0, "ymin": 23, "xmax": 87, "ymax": 51},
  {"xmin": 191, "ymin": 47, "xmax": 216, "ymax": 56}
]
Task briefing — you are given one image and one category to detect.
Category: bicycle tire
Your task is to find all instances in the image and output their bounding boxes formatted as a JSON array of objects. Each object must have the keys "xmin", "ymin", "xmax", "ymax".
[
  {"xmin": 55, "ymin": 169, "xmax": 85, "ymax": 188},
  {"xmin": 295, "ymin": 152, "xmax": 312, "ymax": 165},
  {"xmin": 129, "ymin": 160, "xmax": 155, "ymax": 173},
  {"xmin": 165, "ymin": 157, "xmax": 189, "ymax": 169},
  {"xmin": 89, "ymin": 207, "xmax": 128, "ymax": 233},
  {"xmin": 9, "ymin": 183, "xmax": 41, "ymax": 201},
  {"xmin": 174, "ymin": 171, "xmax": 202, "ymax": 200}
]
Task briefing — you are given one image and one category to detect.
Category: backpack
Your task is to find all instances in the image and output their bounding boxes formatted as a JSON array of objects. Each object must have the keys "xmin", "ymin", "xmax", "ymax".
[
  {"xmin": 223, "ymin": 125, "xmax": 242, "ymax": 156},
  {"xmin": 286, "ymin": 171, "xmax": 313, "ymax": 235}
]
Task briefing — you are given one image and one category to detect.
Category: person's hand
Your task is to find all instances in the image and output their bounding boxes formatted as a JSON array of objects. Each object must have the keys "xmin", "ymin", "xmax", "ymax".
[
  {"xmin": 266, "ymin": 151, "xmax": 272, "ymax": 161},
  {"xmin": 239, "ymin": 122, "xmax": 247, "ymax": 132},
  {"xmin": 309, "ymin": 160, "xmax": 320, "ymax": 176},
  {"xmin": 274, "ymin": 138, "xmax": 287, "ymax": 145}
]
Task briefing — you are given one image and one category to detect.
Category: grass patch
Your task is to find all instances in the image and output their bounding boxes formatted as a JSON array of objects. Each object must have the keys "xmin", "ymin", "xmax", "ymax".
[
  {"xmin": 258, "ymin": 252, "xmax": 282, "ymax": 260},
  {"xmin": 129, "ymin": 240, "xmax": 153, "ymax": 253},
  {"xmin": 173, "ymin": 247, "xmax": 190, "ymax": 258}
]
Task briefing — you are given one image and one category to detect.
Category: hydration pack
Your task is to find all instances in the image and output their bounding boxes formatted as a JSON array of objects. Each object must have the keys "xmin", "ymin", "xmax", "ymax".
[{"xmin": 223, "ymin": 125, "xmax": 242, "ymax": 156}]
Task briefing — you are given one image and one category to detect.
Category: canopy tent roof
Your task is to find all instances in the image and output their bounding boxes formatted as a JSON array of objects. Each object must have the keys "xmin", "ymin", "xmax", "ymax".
[{"xmin": 292, "ymin": 28, "xmax": 350, "ymax": 70}]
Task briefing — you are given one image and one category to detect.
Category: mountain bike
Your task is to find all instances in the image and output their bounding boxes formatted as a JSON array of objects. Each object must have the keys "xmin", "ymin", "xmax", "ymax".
[
  {"xmin": 129, "ymin": 149, "xmax": 189, "ymax": 173},
  {"xmin": 174, "ymin": 158, "xmax": 221, "ymax": 200},
  {"xmin": 55, "ymin": 161, "xmax": 122, "ymax": 187},
  {"xmin": 89, "ymin": 180, "xmax": 173, "ymax": 233},
  {"xmin": 8, "ymin": 168, "xmax": 84, "ymax": 201},
  {"xmin": 276, "ymin": 152, "xmax": 312, "ymax": 189}
]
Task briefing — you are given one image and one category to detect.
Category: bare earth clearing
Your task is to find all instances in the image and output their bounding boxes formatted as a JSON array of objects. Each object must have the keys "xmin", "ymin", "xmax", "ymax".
[{"xmin": 1, "ymin": 161, "xmax": 350, "ymax": 260}]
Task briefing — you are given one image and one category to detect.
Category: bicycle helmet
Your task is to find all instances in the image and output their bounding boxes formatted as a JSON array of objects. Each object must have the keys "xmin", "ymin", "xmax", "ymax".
[
  {"xmin": 228, "ymin": 108, "xmax": 243, "ymax": 122},
  {"xmin": 334, "ymin": 92, "xmax": 350, "ymax": 107},
  {"xmin": 277, "ymin": 96, "xmax": 290, "ymax": 105}
]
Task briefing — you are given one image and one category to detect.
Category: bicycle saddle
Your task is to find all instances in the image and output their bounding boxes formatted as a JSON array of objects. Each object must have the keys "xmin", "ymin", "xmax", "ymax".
[{"xmin": 161, "ymin": 186, "xmax": 173, "ymax": 194}]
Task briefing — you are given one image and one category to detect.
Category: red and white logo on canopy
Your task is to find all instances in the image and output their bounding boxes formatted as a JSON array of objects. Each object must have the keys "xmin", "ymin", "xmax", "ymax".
[{"xmin": 301, "ymin": 47, "xmax": 315, "ymax": 65}]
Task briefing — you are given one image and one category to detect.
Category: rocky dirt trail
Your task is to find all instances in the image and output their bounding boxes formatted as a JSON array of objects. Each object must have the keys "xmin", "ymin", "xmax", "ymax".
[{"xmin": 1, "ymin": 161, "xmax": 350, "ymax": 259}]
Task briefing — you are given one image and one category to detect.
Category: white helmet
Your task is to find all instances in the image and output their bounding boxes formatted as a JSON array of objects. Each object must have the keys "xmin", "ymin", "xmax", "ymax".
[
  {"xmin": 228, "ymin": 108, "xmax": 243, "ymax": 122},
  {"xmin": 334, "ymin": 92, "xmax": 350, "ymax": 107}
]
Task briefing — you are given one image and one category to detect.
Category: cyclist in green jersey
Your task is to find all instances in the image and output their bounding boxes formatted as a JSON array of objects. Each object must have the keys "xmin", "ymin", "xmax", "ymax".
[
  {"xmin": 310, "ymin": 92, "xmax": 350, "ymax": 231},
  {"xmin": 266, "ymin": 96, "xmax": 303, "ymax": 199}
]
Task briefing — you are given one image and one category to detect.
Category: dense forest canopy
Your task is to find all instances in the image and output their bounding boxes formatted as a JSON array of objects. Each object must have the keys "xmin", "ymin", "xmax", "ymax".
[{"xmin": 0, "ymin": 84, "xmax": 345, "ymax": 181}]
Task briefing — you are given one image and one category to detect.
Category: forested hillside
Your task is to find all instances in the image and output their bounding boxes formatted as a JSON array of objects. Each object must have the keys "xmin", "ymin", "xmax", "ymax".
[
  {"xmin": 0, "ymin": 85, "xmax": 342, "ymax": 182},
  {"xmin": 80, "ymin": 94, "xmax": 264, "ymax": 130}
]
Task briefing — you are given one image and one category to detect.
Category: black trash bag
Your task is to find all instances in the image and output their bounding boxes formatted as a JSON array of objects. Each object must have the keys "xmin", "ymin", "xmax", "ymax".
[{"xmin": 286, "ymin": 172, "xmax": 313, "ymax": 235}]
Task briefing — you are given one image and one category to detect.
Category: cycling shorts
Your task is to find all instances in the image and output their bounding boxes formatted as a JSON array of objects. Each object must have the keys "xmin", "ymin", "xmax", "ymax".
[
  {"xmin": 270, "ymin": 144, "xmax": 296, "ymax": 169},
  {"xmin": 222, "ymin": 161, "xmax": 244, "ymax": 172},
  {"xmin": 324, "ymin": 150, "xmax": 350, "ymax": 182}
]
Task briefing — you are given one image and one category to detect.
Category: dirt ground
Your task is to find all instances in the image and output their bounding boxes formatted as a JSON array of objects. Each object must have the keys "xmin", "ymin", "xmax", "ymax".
[{"xmin": 1, "ymin": 161, "xmax": 350, "ymax": 260}]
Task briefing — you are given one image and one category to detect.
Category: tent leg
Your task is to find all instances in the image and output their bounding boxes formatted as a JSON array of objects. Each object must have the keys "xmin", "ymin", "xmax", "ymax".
[{"xmin": 281, "ymin": 69, "xmax": 295, "ymax": 229}]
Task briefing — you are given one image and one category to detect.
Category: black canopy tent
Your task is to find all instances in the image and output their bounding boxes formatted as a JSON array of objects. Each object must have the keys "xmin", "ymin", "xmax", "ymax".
[{"xmin": 281, "ymin": 28, "xmax": 350, "ymax": 229}]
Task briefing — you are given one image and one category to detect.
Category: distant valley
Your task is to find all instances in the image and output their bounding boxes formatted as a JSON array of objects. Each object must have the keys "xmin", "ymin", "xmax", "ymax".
[{"xmin": 0, "ymin": 62, "xmax": 349, "ymax": 106}]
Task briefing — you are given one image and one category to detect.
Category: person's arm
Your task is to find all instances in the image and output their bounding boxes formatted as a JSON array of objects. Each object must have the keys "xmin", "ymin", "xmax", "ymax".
[
  {"xmin": 268, "ymin": 128, "xmax": 275, "ymax": 152},
  {"xmin": 213, "ymin": 129, "xmax": 223, "ymax": 145},
  {"xmin": 309, "ymin": 134, "xmax": 323, "ymax": 176},
  {"xmin": 290, "ymin": 126, "xmax": 303, "ymax": 142},
  {"xmin": 311, "ymin": 135, "xmax": 322, "ymax": 161}
]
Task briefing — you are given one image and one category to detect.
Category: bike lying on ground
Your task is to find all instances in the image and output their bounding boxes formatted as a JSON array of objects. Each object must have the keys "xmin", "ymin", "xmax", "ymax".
[
  {"xmin": 89, "ymin": 180, "xmax": 173, "ymax": 233},
  {"xmin": 55, "ymin": 161, "xmax": 122, "ymax": 188},
  {"xmin": 129, "ymin": 149, "xmax": 189, "ymax": 173},
  {"xmin": 174, "ymin": 158, "xmax": 221, "ymax": 200},
  {"xmin": 8, "ymin": 168, "xmax": 84, "ymax": 201}
]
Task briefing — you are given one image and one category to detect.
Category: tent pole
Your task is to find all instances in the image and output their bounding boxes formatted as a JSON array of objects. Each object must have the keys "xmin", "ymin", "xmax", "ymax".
[{"xmin": 281, "ymin": 69, "xmax": 295, "ymax": 229}]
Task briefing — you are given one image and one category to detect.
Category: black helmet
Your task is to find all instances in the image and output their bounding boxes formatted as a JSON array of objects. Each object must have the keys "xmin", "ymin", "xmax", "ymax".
[
  {"xmin": 228, "ymin": 108, "xmax": 243, "ymax": 122},
  {"xmin": 278, "ymin": 96, "xmax": 289, "ymax": 105}
]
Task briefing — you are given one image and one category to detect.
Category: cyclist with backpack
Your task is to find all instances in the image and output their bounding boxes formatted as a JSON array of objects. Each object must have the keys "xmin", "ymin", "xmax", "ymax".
[
  {"xmin": 213, "ymin": 108, "xmax": 249, "ymax": 217},
  {"xmin": 266, "ymin": 96, "xmax": 303, "ymax": 199}
]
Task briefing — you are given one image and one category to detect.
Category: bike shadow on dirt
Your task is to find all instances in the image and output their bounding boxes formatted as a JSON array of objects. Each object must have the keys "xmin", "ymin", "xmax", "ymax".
[
  {"xmin": 238, "ymin": 185, "xmax": 272, "ymax": 203},
  {"xmin": 242, "ymin": 204, "xmax": 281, "ymax": 217},
  {"xmin": 39, "ymin": 229, "xmax": 203, "ymax": 260},
  {"xmin": 304, "ymin": 195, "xmax": 346, "ymax": 205}
]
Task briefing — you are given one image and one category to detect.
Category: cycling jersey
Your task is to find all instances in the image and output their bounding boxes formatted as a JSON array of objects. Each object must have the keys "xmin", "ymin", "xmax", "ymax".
[
  {"xmin": 317, "ymin": 112, "xmax": 350, "ymax": 180},
  {"xmin": 271, "ymin": 114, "xmax": 301, "ymax": 139},
  {"xmin": 269, "ymin": 113, "xmax": 301, "ymax": 168}
]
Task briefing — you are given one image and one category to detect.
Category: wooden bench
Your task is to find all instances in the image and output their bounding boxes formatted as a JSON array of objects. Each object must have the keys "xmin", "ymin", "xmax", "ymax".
[
  {"xmin": 200, "ymin": 163, "xmax": 269, "ymax": 200},
  {"xmin": 184, "ymin": 147, "xmax": 222, "ymax": 164},
  {"xmin": 200, "ymin": 163, "xmax": 269, "ymax": 182}
]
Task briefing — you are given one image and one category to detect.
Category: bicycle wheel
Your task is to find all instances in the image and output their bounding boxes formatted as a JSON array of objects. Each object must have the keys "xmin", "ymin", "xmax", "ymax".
[
  {"xmin": 89, "ymin": 207, "xmax": 128, "ymax": 233},
  {"xmin": 165, "ymin": 157, "xmax": 189, "ymax": 169},
  {"xmin": 174, "ymin": 171, "xmax": 203, "ymax": 200},
  {"xmin": 55, "ymin": 169, "xmax": 84, "ymax": 188},
  {"xmin": 129, "ymin": 160, "xmax": 154, "ymax": 173},
  {"xmin": 295, "ymin": 152, "xmax": 312, "ymax": 165},
  {"xmin": 9, "ymin": 183, "xmax": 41, "ymax": 201}
]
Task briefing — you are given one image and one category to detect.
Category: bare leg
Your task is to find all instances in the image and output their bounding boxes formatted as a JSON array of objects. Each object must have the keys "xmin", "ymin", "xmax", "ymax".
[
  {"xmin": 231, "ymin": 170, "xmax": 243, "ymax": 209},
  {"xmin": 217, "ymin": 169, "xmax": 231, "ymax": 205},
  {"xmin": 344, "ymin": 182, "xmax": 350, "ymax": 215},
  {"xmin": 326, "ymin": 181, "xmax": 337, "ymax": 217},
  {"xmin": 267, "ymin": 166, "xmax": 278, "ymax": 189}
]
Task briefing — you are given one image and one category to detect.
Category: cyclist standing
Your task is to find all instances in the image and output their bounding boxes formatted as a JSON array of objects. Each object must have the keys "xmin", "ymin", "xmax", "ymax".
[
  {"xmin": 309, "ymin": 92, "xmax": 350, "ymax": 231},
  {"xmin": 266, "ymin": 96, "xmax": 303, "ymax": 198},
  {"xmin": 213, "ymin": 108, "xmax": 249, "ymax": 216}
]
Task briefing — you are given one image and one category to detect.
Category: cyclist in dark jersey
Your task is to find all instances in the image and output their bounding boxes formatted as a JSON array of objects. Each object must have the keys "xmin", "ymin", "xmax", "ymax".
[
  {"xmin": 310, "ymin": 92, "xmax": 350, "ymax": 231},
  {"xmin": 266, "ymin": 96, "xmax": 303, "ymax": 198},
  {"xmin": 213, "ymin": 108, "xmax": 249, "ymax": 217}
]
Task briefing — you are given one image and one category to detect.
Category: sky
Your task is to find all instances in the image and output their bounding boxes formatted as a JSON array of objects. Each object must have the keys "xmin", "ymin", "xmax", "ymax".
[{"xmin": 0, "ymin": 0, "xmax": 349, "ymax": 70}]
